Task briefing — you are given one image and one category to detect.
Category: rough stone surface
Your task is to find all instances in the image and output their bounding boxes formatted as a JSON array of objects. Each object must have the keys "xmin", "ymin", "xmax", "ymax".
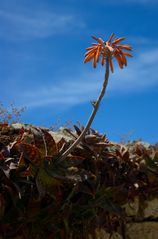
[
  {"xmin": 49, "ymin": 127, "xmax": 75, "ymax": 142},
  {"xmin": 144, "ymin": 198, "xmax": 158, "ymax": 218},
  {"xmin": 97, "ymin": 198, "xmax": 158, "ymax": 238},
  {"xmin": 124, "ymin": 197, "xmax": 139, "ymax": 217},
  {"xmin": 89, "ymin": 229, "xmax": 123, "ymax": 239},
  {"xmin": 126, "ymin": 222, "xmax": 158, "ymax": 239}
]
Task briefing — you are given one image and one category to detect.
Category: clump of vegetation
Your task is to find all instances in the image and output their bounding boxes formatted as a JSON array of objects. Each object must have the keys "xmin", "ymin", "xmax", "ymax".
[
  {"xmin": 0, "ymin": 102, "xmax": 26, "ymax": 124},
  {"xmin": 0, "ymin": 123, "xmax": 158, "ymax": 239}
]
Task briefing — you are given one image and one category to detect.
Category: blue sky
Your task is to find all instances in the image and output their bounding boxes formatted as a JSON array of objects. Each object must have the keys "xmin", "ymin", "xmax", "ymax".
[{"xmin": 0, "ymin": 0, "xmax": 158, "ymax": 143}]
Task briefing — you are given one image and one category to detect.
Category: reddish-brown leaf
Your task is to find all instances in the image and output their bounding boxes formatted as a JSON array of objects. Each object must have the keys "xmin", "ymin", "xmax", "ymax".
[
  {"xmin": 40, "ymin": 129, "xmax": 58, "ymax": 156},
  {"xmin": 18, "ymin": 143, "xmax": 42, "ymax": 165}
]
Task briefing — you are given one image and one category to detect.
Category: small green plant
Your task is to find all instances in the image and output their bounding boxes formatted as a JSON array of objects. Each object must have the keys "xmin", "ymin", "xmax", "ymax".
[{"xmin": 0, "ymin": 102, "xmax": 26, "ymax": 124}]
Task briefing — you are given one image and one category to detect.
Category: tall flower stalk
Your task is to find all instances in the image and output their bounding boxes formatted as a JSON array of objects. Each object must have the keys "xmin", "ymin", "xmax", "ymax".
[{"xmin": 60, "ymin": 33, "xmax": 132, "ymax": 161}]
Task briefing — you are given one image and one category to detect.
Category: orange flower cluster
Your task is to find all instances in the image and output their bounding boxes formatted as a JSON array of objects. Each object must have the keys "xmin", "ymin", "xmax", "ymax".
[{"xmin": 84, "ymin": 33, "xmax": 132, "ymax": 72}]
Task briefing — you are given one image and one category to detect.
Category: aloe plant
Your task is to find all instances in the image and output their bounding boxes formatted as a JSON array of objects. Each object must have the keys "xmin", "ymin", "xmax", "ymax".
[{"xmin": 60, "ymin": 33, "xmax": 132, "ymax": 161}]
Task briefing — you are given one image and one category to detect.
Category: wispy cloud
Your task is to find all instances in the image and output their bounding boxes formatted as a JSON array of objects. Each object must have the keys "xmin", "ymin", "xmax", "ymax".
[
  {"xmin": 102, "ymin": 0, "xmax": 158, "ymax": 4},
  {"xmin": 129, "ymin": 36, "xmax": 158, "ymax": 46},
  {"xmin": 109, "ymin": 48, "xmax": 158, "ymax": 92},
  {"xmin": 125, "ymin": 0, "xmax": 158, "ymax": 3},
  {"xmin": 16, "ymin": 47, "xmax": 158, "ymax": 109},
  {"xmin": 19, "ymin": 78, "xmax": 100, "ymax": 108},
  {"xmin": 0, "ymin": 7, "xmax": 85, "ymax": 41}
]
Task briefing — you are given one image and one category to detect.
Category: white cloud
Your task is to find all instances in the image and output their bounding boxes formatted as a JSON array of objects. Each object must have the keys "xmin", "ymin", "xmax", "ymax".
[
  {"xmin": 109, "ymin": 48, "xmax": 158, "ymax": 93},
  {"xmin": 0, "ymin": 8, "xmax": 85, "ymax": 40},
  {"xmin": 126, "ymin": 0, "xmax": 158, "ymax": 3},
  {"xmin": 19, "ymin": 77, "xmax": 100, "ymax": 108},
  {"xmin": 129, "ymin": 36, "xmax": 158, "ymax": 45},
  {"xmin": 17, "ymin": 47, "xmax": 158, "ymax": 109},
  {"xmin": 102, "ymin": 0, "xmax": 158, "ymax": 4}
]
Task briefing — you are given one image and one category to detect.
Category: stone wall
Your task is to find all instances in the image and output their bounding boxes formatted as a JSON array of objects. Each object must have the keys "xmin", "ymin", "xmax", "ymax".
[{"xmin": 95, "ymin": 198, "xmax": 158, "ymax": 239}]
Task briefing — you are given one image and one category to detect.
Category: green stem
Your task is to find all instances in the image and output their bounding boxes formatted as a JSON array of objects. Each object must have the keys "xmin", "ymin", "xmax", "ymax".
[{"xmin": 60, "ymin": 58, "xmax": 110, "ymax": 161}]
